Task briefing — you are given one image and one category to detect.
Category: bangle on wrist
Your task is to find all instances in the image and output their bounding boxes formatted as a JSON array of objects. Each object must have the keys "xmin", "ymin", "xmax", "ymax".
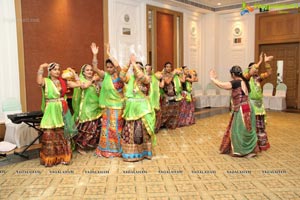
[
  {"xmin": 92, "ymin": 60, "xmax": 98, "ymax": 65},
  {"xmin": 122, "ymin": 65, "xmax": 129, "ymax": 72},
  {"xmin": 37, "ymin": 69, "xmax": 44, "ymax": 75},
  {"xmin": 136, "ymin": 70, "xmax": 143, "ymax": 76},
  {"xmin": 120, "ymin": 71, "xmax": 126, "ymax": 77}
]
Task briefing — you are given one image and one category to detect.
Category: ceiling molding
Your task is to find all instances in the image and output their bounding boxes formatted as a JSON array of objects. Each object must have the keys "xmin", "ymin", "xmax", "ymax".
[{"xmin": 169, "ymin": 0, "xmax": 299, "ymax": 12}]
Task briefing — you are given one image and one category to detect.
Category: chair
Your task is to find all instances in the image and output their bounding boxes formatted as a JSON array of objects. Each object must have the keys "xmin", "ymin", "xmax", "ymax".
[
  {"xmin": 269, "ymin": 83, "xmax": 287, "ymax": 110},
  {"xmin": 262, "ymin": 83, "xmax": 273, "ymax": 109},
  {"xmin": 193, "ymin": 83, "xmax": 209, "ymax": 108},
  {"xmin": 2, "ymin": 98, "xmax": 39, "ymax": 148},
  {"xmin": 206, "ymin": 83, "xmax": 222, "ymax": 107}
]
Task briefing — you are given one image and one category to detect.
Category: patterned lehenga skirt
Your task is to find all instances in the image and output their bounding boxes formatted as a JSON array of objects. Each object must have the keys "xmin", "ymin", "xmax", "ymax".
[
  {"xmin": 255, "ymin": 115, "xmax": 270, "ymax": 151},
  {"xmin": 220, "ymin": 107, "xmax": 259, "ymax": 157},
  {"xmin": 156, "ymin": 98, "xmax": 180, "ymax": 130},
  {"xmin": 177, "ymin": 94, "xmax": 195, "ymax": 127},
  {"xmin": 74, "ymin": 117, "xmax": 101, "ymax": 150},
  {"xmin": 95, "ymin": 108, "xmax": 123, "ymax": 158},
  {"xmin": 121, "ymin": 119, "xmax": 152, "ymax": 162},
  {"xmin": 40, "ymin": 128, "xmax": 72, "ymax": 167}
]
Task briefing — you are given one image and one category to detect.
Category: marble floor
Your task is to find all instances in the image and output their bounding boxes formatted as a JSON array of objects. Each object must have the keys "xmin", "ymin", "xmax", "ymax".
[{"xmin": 0, "ymin": 109, "xmax": 299, "ymax": 199}]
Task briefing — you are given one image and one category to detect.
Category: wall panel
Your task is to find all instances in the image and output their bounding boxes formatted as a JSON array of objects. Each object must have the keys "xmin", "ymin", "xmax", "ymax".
[{"xmin": 21, "ymin": 0, "xmax": 104, "ymax": 111}]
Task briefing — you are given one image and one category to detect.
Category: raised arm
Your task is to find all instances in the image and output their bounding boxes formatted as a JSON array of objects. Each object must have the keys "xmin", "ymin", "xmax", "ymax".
[
  {"xmin": 65, "ymin": 68, "xmax": 81, "ymax": 88},
  {"xmin": 119, "ymin": 58, "xmax": 131, "ymax": 83},
  {"xmin": 256, "ymin": 52, "xmax": 263, "ymax": 68},
  {"xmin": 130, "ymin": 54, "xmax": 150, "ymax": 84},
  {"xmin": 36, "ymin": 63, "xmax": 49, "ymax": 86},
  {"xmin": 210, "ymin": 69, "xmax": 232, "ymax": 90},
  {"xmin": 260, "ymin": 53, "xmax": 273, "ymax": 79},
  {"xmin": 91, "ymin": 42, "xmax": 105, "ymax": 78},
  {"xmin": 244, "ymin": 52, "xmax": 264, "ymax": 79},
  {"xmin": 106, "ymin": 44, "xmax": 120, "ymax": 68}
]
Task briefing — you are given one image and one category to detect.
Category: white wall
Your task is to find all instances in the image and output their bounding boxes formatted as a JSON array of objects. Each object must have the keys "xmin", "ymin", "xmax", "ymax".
[
  {"xmin": 108, "ymin": 0, "xmax": 258, "ymax": 91},
  {"xmin": 107, "ymin": 0, "xmax": 257, "ymax": 91},
  {"xmin": 0, "ymin": 0, "xmax": 20, "ymax": 122},
  {"xmin": 183, "ymin": 11, "xmax": 202, "ymax": 81},
  {"xmin": 216, "ymin": 11, "xmax": 255, "ymax": 82},
  {"xmin": 108, "ymin": 0, "xmax": 203, "ymax": 78},
  {"xmin": 108, "ymin": 0, "xmax": 147, "ymax": 68},
  {"xmin": 201, "ymin": 13, "xmax": 218, "ymax": 89}
]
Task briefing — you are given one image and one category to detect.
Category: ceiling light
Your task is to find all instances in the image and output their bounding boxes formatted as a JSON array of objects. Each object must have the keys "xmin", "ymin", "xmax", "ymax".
[{"xmin": 217, "ymin": 3, "xmax": 222, "ymax": 6}]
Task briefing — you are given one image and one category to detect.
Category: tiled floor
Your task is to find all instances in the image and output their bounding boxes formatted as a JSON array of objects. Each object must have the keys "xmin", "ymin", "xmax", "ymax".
[{"xmin": 0, "ymin": 109, "xmax": 299, "ymax": 199}]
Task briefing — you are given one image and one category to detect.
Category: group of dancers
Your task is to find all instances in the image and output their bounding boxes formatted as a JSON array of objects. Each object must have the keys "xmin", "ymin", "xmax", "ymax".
[
  {"xmin": 37, "ymin": 41, "xmax": 272, "ymax": 167},
  {"xmin": 36, "ymin": 43, "xmax": 198, "ymax": 167}
]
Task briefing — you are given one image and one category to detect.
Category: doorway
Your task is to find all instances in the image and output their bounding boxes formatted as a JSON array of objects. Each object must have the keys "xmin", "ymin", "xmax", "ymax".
[
  {"xmin": 146, "ymin": 5, "xmax": 183, "ymax": 71},
  {"xmin": 260, "ymin": 43, "xmax": 299, "ymax": 108}
]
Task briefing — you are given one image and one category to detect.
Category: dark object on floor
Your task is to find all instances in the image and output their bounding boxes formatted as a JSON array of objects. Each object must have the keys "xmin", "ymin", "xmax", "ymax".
[{"xmin": 0, "ymin": 149, "xmax": 39, "ymax": 166}]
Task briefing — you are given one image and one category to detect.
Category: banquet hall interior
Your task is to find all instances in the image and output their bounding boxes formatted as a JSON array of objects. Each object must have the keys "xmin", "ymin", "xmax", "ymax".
[{"xmin": 0, "ymin": 0, "xmax": 300, "ymax": 199}]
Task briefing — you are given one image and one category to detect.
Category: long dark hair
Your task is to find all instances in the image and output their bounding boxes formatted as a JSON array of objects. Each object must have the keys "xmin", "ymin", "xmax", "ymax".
[{"xmin": 230, "ymin": 65, "xmax": 251, "ymax": 92}]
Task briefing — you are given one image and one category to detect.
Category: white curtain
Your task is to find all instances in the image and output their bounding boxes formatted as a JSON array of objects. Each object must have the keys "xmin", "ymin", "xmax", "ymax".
[{"xmin": 0, "ymin": 0, "xmax": 20, "ymax": 122}]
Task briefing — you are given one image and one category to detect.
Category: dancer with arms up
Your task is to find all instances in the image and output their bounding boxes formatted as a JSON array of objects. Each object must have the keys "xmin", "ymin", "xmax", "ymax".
[
  {"xmin": 244, "ymin": 53, "xmax": 273, "ymax": 151},
  {"xmin": 91, "ymin": 43, "xmax": 125, "ymax": 158},
  {"xmin": 120, "ymin": 55, "xmax": 156, "ymax": 161}
]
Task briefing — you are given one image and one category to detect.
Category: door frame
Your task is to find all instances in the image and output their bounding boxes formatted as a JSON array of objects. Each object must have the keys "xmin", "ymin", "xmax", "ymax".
[{"xmin": 146, "ymin": 5, "xmax": 183, "ymax": 71}]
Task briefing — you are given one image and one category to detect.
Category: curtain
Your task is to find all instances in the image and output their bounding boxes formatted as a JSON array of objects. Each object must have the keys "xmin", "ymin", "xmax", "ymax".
[{"xmin": 0, "ymin": 0, "xmax": 21, "ymax": 122}]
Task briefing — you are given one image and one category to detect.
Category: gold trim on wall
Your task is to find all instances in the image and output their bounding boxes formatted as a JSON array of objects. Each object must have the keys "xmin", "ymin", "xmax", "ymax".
[
  {"xmin": 103, "ymin": 0, "xmax": 109, "ymax": 68},
  {"xmin": 15, "ymin": 0, "xmax": 27, "ymax": 112}
]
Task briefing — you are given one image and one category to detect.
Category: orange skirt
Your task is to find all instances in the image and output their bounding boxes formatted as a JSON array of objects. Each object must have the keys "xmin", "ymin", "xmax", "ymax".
[{"xmin": 40, "ymin": 128, "xmax": 72, "ymax": 167}]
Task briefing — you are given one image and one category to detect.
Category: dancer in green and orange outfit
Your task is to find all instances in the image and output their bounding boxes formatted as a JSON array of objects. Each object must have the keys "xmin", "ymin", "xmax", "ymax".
[
  {"xmin": 37, "ymin": 62, "xmax": 80, "ymax": 167},
  {"xmin": 120, "ymin": 55, "xmax": 156, "ymax": 161},
  {"xmin": 72, "ymin": 64, "xmax": 102, "ymax": 155},
  {"xmin": 91, "ymin": 43, "xmax": 125, "ymax": 158}
]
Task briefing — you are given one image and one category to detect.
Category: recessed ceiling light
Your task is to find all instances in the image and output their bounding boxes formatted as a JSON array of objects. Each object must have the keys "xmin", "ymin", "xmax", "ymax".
[{"xmin": 217, "ymin": 2, "xmax": 222, "ymax": 6}]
